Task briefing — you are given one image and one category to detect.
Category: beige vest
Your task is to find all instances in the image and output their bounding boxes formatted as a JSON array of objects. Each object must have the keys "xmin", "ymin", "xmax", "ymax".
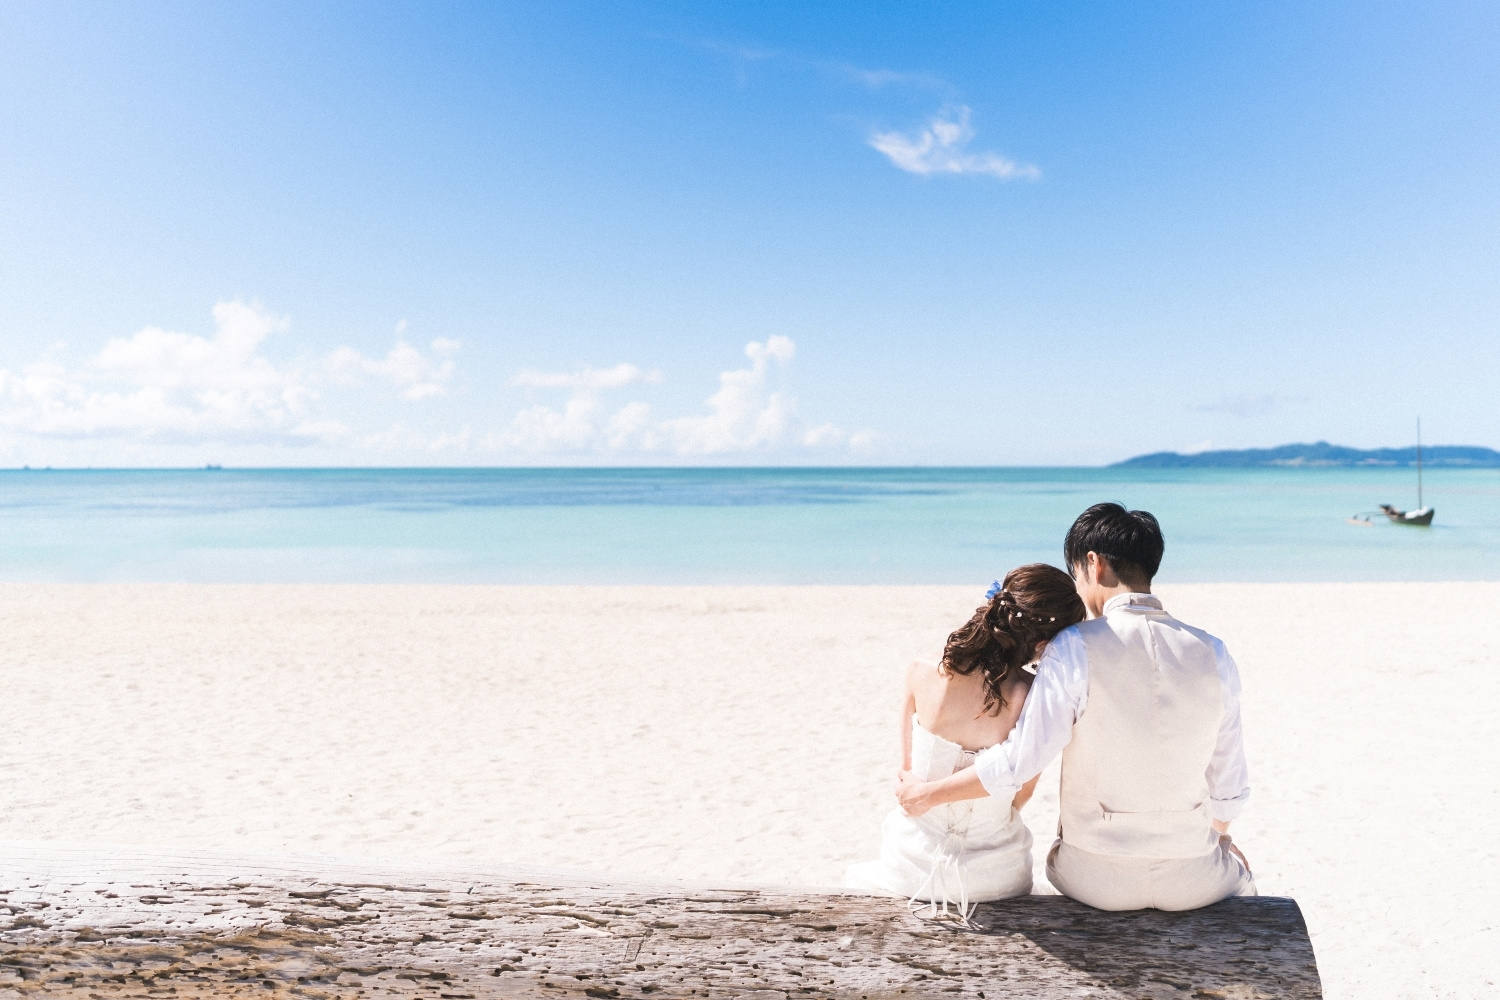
[{"xmin": 1059, "ymin": 594, "xmax": 1224, "ymax": 860}]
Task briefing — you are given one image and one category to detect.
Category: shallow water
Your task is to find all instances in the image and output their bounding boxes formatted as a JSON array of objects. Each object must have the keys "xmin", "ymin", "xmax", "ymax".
[{"xmin": 0, "ymin": 466, "xmax": 1494, "ymax": 583}]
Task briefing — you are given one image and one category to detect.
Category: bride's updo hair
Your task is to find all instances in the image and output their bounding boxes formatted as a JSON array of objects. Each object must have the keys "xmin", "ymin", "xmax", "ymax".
[{"xmin": 941, "ymin": 563, "xmax": 1086, "ymax": 715}]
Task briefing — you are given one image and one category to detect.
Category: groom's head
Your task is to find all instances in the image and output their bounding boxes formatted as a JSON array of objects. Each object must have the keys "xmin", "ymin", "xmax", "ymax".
[{"xmin": 1064, "ymin": 503, "xmax": 1164, "ymax": 605}]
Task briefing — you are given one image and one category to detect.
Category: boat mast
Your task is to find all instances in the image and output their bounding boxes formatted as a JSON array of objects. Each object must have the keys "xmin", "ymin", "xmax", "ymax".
[{"xmin": 1417, "ymin": 417, "xmax": 1423, "ymax": 509}]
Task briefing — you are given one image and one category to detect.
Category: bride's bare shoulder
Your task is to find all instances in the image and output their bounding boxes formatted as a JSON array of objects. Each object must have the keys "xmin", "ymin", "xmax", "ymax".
[{"xmin": 906, "ymin": 657, "xmax": 942, "ymax": 686}]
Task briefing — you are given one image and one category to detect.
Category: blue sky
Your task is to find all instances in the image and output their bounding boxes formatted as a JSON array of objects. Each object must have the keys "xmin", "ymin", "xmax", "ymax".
[{"xmin": 1, "ymin": 1, "xmax": 1497, "ymax": 466}]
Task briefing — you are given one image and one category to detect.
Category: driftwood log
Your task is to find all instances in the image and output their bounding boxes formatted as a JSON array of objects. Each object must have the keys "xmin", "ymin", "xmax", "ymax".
[{"xmin": 0, "ymin": 845, "xmax": 1320, "ymax": 999}]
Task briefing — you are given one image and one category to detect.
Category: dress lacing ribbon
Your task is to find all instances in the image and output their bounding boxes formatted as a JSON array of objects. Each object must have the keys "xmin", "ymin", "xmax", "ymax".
[{"xmin": 908, "ymin": 801, "xmax": 977, "ymax": 925}]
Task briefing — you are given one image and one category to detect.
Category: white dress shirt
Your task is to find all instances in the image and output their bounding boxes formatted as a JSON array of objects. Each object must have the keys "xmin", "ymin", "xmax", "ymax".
[{"xmin": 972, "ymin": 594, "xmax": 1251, "ymax": 823}]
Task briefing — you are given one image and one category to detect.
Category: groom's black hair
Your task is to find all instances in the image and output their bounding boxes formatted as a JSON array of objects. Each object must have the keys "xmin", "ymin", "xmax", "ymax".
[{"xmin": 1064, "ymin": 502, "xmax": 1164, "ymax": 587}]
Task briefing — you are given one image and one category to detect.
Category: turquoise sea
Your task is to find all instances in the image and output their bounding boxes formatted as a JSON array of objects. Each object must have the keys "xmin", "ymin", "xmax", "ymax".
[{"xmin": 1, "ymin": 467, "xmax": 1495, "ymax": 584}]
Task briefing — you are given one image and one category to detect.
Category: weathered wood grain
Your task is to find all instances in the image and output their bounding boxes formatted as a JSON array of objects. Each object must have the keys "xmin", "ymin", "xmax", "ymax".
[{"xmin": 0, "ymin": 845, "xmax": 1320, "ymax": 999}]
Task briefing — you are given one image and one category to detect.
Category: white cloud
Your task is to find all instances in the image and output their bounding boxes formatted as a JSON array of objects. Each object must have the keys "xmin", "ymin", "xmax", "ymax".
[
  {"xmin": 0, "ymin": 301, "xmax": 468, "ymax": 450},
  {"xmin": 502, "ymin": 396, "xmax": 628, "ymax": 453},
  {"xmin": 328, "ymin": 329, "xmax": 459, "ymax": 401},
  {"xmin": 361, "ymin": 422, "xmax": 474, "ymax": 453},
  {"xmin": 870, "ymin": 106, "xmax": 1039, "ymax": 180},
  {"xmin": 357, "ymin": 422, "xmax": 430, "ymax": 451},
  {"xmin": 499, "ymin": 363, "xmax": 663, "ymax": 453},
  {"xmin": 0, "ymin": 300, "xmax": 340, "ymax": 442},
  {"xmin": 0, "ymin": 303, "xmax": 870, "ymax": 461},
  {"xmin": 512, "ymin": 362, "xmax": 660, "ymax": 392},
  {"xmin": 660, "ymin": 336, "xmax": 797, "ymax": 454},
  {"xmin": 606, "ymin": 401, "xmax": 653, "ymax": 451},
  {"xmin": 494, "ymin": 336, "xmax": 866, "ymax": 458},
  {"xmin": 801, "ymin": 423, "xmax": 878, "ymax": 451}
]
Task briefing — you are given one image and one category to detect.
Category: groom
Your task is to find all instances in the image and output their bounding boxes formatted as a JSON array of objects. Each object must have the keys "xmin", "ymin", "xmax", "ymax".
[{"xmin": 897, "ymin": 502, "xmax": 1254, "ymax": 910}]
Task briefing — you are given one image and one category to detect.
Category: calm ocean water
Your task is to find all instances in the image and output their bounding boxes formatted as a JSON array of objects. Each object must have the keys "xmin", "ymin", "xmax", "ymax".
[{"xmin": 1, "ymin": 467, "xmax": 1495, "ymax": 584}]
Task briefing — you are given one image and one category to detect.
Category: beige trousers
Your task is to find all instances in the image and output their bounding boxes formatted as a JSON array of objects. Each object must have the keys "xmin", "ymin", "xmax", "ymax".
[{"xmin": 1046, "ymin": 837, "xmax": 1256, "ymax": 912}]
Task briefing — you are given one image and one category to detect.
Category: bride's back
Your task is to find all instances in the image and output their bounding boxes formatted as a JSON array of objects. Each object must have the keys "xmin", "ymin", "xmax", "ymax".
[
  {"xmin": 909, "ymin": 658, "xmax": 1030, "ymax": 753},
  {"xmin": 909, "ymin": 564, "xmax": 1088, "ymax": 756}
]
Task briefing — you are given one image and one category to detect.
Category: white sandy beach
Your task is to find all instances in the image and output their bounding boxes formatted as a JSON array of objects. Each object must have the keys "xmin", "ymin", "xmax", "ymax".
[{"xmin": 0, "ymin": 582, "xmax": 1494, "ymax": 998}]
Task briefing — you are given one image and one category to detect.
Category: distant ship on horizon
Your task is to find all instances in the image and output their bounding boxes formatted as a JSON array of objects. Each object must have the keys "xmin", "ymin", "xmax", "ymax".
[
  {"xmin": 1362, "ymin": 420, "xmax": 1435, "ymax": 526},
  {"xmin": 1361, "ymin": 420, "xmax": 1435, "ymax": 526}
]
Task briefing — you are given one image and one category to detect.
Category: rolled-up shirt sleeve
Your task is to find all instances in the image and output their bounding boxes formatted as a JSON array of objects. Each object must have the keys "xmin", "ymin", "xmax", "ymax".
[
  {"xmin": 1207, "ymin": 638, "xmax": 1251, "ymax": 822},
  {"xmin": 973, "ymin": 627, "xmax": 1088, "ymax": 798}
]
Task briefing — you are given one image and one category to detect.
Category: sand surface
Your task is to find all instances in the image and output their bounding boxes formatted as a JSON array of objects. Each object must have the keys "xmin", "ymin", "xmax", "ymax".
[{"xmin": 1, "ymin": 582, "xmax": 1495, "ymax": 998}]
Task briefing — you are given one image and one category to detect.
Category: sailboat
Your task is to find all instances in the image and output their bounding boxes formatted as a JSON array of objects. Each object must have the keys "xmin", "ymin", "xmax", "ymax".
[{"xmin": 1378, "ymin": 419, "xmax": 1434, "ymax": 526}]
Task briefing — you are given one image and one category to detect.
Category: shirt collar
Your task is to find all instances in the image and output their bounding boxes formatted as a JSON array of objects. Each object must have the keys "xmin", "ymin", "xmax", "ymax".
[{"xmin": 1102, "ymin": 592, "xmax": 1164, "ymax": 616}]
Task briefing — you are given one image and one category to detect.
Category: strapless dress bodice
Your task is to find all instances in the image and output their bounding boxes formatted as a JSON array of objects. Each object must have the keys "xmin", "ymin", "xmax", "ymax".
[
  {"xmin": 845, "ymin": 714, "xmax": 1033, "ymax": 909},
  {"xmin": 908, "ymin": 715, "xmax": 982, "ymax": 783}
]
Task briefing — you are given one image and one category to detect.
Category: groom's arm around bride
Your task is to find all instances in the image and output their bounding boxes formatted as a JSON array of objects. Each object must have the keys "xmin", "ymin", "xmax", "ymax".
[{"xmin": 897, "ymin": 503, "xmax": 1255, "ymax": 912}]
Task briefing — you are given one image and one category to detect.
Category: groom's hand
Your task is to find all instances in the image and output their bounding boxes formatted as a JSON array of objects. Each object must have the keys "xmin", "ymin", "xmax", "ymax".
[
  {"xmin": 1221, "ymin": 835, "xmax": 1252, "ymax": 874},
  {"xmin": 896, "ymin": 771, "xmax": 932, "ymax": 817}
]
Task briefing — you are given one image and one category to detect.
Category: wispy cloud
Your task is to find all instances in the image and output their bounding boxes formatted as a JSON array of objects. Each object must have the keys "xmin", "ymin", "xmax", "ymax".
[
  {"xmin": 870, "ymin": 106, "xmax": 1039, "ymax": 180},
  {"xmin": 673, "ymin": 36, "xmax": 780, "ymax": 66},
  {"xmin": 668, "ymin": 35, "xmax": 1031, "ymax": 181},
  {"xmin": 1194, "ymin": 393, "xmax": 1305, "ymax": 418},
  {"xmin": 822, "ymin": 61, "xmax": 952, "ymax": 94},
  {"xmin": 674, "ymin": 35, "xmax": 950, "ymax": 95}
]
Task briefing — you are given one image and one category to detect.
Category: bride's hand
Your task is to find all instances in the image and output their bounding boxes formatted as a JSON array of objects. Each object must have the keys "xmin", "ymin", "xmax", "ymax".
[{"xmin": 896, "ymin": 771, "xmax": 932, "ymax": 817}]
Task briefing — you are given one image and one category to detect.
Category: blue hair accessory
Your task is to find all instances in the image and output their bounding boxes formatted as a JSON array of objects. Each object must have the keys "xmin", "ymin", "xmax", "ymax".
[{"xmin": 985, "ymin": 580, "xmax": 1003, "ymax": 600}]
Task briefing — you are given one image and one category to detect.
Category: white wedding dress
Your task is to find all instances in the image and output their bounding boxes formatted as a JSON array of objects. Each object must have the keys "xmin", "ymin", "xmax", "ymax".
[{"xmin": 844, "ymin": 714, "xmax": 1033, "ymax": 911}]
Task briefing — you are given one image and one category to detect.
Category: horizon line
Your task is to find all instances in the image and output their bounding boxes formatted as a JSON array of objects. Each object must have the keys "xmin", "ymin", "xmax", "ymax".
[{"xmin": 5, "ymin": 440, "xmax": 1495, "ymax": 474}]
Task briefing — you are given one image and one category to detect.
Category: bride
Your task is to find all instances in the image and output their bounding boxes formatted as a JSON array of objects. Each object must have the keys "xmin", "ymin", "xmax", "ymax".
[{"xmin": 845, "ymin": 563, "xmax": 1086, "ymax": 911}]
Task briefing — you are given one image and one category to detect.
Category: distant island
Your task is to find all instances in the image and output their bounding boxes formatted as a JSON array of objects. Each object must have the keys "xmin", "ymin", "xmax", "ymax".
[{"xmin": 1114, "ymin": 441, "xmax": 1500, "ymax": 468}]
